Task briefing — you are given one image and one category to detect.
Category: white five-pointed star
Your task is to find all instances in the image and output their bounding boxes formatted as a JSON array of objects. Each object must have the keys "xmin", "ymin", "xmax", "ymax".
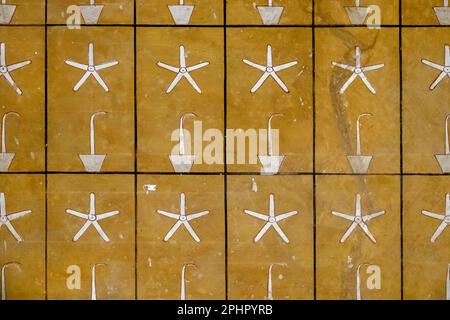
[
  {"xmin": 422, "ymin": 193, "xmax": 450, "ymax": 242},
  {"xmin": 0, "ymin": 192, "xmax": 31, "ymax": 242},
  {"xmin": 332, "ymin": 194, "xmax": 385, "ymax": 243},
  {"xmin": 422, "ymin": 44, "xmax": 450, "ymax": 90},
  {"xmin": 157, "ymin": 45, "xmax": 209, "ymax": 94},
  {"xmin": 332, "ymin": 46, "xmax": 384, "ymax": 94},
  {"xmin": 0, "ymin": 42, "xmax": 31, "ymax": 95},
  {"xmin": 244, "ymin": 193, "xmax": 298, "ymax": 243},
  {"xmin": 157, "ymin": 192, "xmax": 209, "ymax": 242},
  {"xmin": 65, "ymin": 43, "xmax": 119, "ymax": 92},
  {"xmin": 66, "ymin": 192, "xmax": 119, "ymax": 242},
  {"xmin": 243, "ymin": 45, "xmax": 298, "ymax": 93}
]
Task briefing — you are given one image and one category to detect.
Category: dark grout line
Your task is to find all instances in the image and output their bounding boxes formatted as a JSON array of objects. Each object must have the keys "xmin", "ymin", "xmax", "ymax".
[
  {"xmin": 223, "ymin": 0, "xmax": 228, "ymax": 301},
  {"xmin": 312, "ymin": 0, "xmax": 317, "ymax": 301},
  {"xmin": 44, "ymin": 0, "xmax": 48, "ymax": 301},
  {"xmin": 399, "ymin": 0, "xmax": 404, "ymax": 301},
  {"xmin": 133, "ymin": 0, "xmax": 138, "ymax": 301},
  {"xmin": 3, "ymin": 171, "xmax": 450, "ymax": 176},
  {"xmin": 2, "ymin": 23, "xmax": 449, "ymax": 28}
]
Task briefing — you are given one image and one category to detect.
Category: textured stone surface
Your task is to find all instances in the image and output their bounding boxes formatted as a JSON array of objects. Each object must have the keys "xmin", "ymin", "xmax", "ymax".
[{"xmin": 1, "ymin": 1, "xmax": 450, "ymax": 301}]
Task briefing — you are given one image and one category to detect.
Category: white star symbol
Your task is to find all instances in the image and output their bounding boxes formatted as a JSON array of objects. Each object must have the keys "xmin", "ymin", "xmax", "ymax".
[
  {"xmin": 332, "ymin": 194, "xmax": 385, "ymax": 243},
  {"xmin": 332, "ymin": 46, "xmax": 384, "ymax": 94},
  {"xmin": 65, "ymin": 43, "xmax": 118, "ymax": 92},
  {"xmin": 422, "ymin": 44, "xmax": 450, "ymax": 90},
  {"xmin": 0, "ymin": 42, "xmax": 31, "ymax": 95},
  {"xmin": 157, "ymin": 192, "xmax": 209, "ymax": 242},
  {"xmin": 243, "ymin": 45, "xmax": 298, "ymax": 93},
  {"xmin": 244, "ymin": 193, "xmax": 298, "ymax": 243},
  {"xmin": 422, "ymin": 193, "xmax": 450, "ymax": 242},
  {"xmin": 157, "ymin": 45, "xmax": 209, "ymax": 94},
  {"xmin": 0, "ymin": 192, "xmax": 31, "ymax": 242},
  {"xmin": 66, "ymin": 192, "xmax": 119, "ymax": 242}
]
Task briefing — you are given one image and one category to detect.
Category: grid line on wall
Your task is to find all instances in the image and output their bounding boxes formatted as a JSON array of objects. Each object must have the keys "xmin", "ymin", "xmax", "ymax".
[
  {"xmin": 223, "ymin": 0, "xmax": 228, "ymax": 300},
  {"xmin": 0, "ymin": 0, "xmax": 448, "ymax": 300},
  {"xmin": 133, "ymin": 0, "xmax": 138, "ymax": 300},
  {"xmin": 312, "ymin": 0, "xmax": 317, "ymax": 301},
  {"xmin": 44, "ymin": 0, "xmax": 48, "ymax": 300},
  {"xmin": 399, "ymin": 0, "xmax": 404, "ymax": 300}
]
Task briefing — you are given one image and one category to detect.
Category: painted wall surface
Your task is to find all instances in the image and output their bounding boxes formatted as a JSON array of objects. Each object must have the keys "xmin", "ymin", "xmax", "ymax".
[{"xmin": 0, "ymin": 0, "xmax": 449, "ymax": 300}]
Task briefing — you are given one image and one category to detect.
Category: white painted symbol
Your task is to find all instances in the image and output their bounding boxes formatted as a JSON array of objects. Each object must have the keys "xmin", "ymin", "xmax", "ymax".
[
  {"xmin": 421, "ymin": 44, "xmax": 450, "ymax": 90},
  {"xmin": 345, "ymin": 0, "xmax": 370, "ymax": 25},
  {"xmin": 0, "ymin": 42, "xmax": 31, "ymax": 95},
  {"xmin": 422, "ymin": 193, "xmax": 450, "ymax": 242},
  {"xmin": 244, "ymin": 193, "xmax": 298, "ymax": 243},
  {"xmin": 80, "ymin": 0, "xmax": 104, "ymax": 25},
  {"xmin": 434, "ymin": 0, "xmax": 450, "ymax": 25},
  {"xmin": 1, "ymin": 262, "xmax": 20, "ymax": 300},
  {"xmin": 243, "ymin": 45, "xmax": 298, "ymax": 93},
  {"xmin": 0, "ymin": 0, "xmax": 16, "ymax": 24},
  {"xmin": 259, "ymin": 113, "xmax": 284, "ymax": 175},
  {"xmin": 0, "ymin": 192, "xmax": 31, "ymax": 242},
  {"xmin": 256, "ymin": 0, "xmax": 284, "ymax": 25},
  {"xmin": 180, "ymin": 262, "xmax": 196, "ymax": 300},
  {"xmin": 65, "ymin": 43, "xmax": 118, "ymax": 92},
  {"xmin": 91, "ymin": 263, "xmax": 106, "ymax": 300},
  {"xmin": 157, "ymin": 45, "xmax": 209, "ymax": 94},
  {"xmin": 0, "ymin": 111, "xmax": 19, "ymax": 172},
  {"xmin": 332, "ymin": 194, "xmax": 385, "ymax": 243},
  {"xmin": 267, "ymin": 262, "xmax": 287, "ymax": 300},
  {"xmin": 332, "ymin": 46, "xmax": 384, "ymax": 94},
  {"xmin": 79, "ymin": 111, "xmax": 107, "ymax": 173},
  {"xmin": 447, "ymin": 264, "xmax": 450, "ymax": 300},
  {"xmin": 169, "ymin": 112, "xmax": 197, "ymax": 173},
  {"xmin": 435, "ymin": 114, "xmax": 450, "ymax": 173},
  {"xmin": 66, "ymin": 192, "xmax": 119, "ymax": 242},
  {"xmin": 157, "ymin": 192, "xmax": 209, "ymax": 242},
  {"xmin": 347, "ymin": 113, "xmax": 373, "ymax": 174},
  {"xmin": 356, "ymin": 263, "xmax": 371, "ymax": 300},
  {"xmin": 168, "ymin": 0, "xmax": 194, "ymax": 25}
]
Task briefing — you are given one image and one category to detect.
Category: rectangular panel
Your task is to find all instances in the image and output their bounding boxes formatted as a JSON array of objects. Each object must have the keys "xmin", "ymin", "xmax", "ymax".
[{"xmin": 137, "ymin": 174, "xmax": 225, "ymax": 299}]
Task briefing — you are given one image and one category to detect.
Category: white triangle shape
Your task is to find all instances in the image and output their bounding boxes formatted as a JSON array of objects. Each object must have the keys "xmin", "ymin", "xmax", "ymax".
[
  {"xmin": 435, "ymin": 154, "xmax": 450, "ymax": 173},
  {"xmin": 347, "ymin": 155, "xmax": 372, "ymax": 173},
  {"xmin": 434, "ymin": 7, "xmax": 450, "ymax": 25},
  {"xmin": 168, "ymin": 5, "xmax": 194, "ymax": 25},
  {"xmin": 169, "ymin": 154, "xmax": 195, "ymax": 173},
  {"xmin": 80, "ymin": 5, "xmax": 104, "ymax": 24},
  {"xmin": 0, "ymin": 152, "xmax": 14, "ymax": 172},
  {"xmin": 258, "ymin": 155, "xmax": 284, "ymax": 175},
  {"xmin": 257, "ymin": 6, "xmax": 284, "ymax": 25},
  {"xmin": 345, "ymin": 6, "xmax": 369, "ymax": 24},
  {"xmin": 0, "ymin": 4, "xmax": 16, "ymax": 24},
  {"xmin": 79, "ymin": 154, "xmax": 106, "ymax": 172}
]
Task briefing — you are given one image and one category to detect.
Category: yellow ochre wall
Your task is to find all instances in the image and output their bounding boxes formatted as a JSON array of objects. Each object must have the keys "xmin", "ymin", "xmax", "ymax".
[{"xmin": 0, "ymin": 0, "xmax": 449, "ymax": 300}]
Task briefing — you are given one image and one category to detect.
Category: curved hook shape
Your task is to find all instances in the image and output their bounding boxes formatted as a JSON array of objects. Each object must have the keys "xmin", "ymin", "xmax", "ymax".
[
  {"xmin": 356, "ymin": 113, "xmax": 372, "ymax": 156},
  {"xmin": 89, "ymin": 111, "xmax": 107, "ymax": 155},
  {"xmin": 267, "ymin": 113, "xmax": 283, "ymax": 156},
  {"xmin": 1, "ymin": 112, "xmax": 19, "ymax": 154},
  {"xmin": 180, "ymin": 262, "xmax": 197, "ymax": 300},
  {"xmin": 444, "ymin": 114, "xmax": 450, "ymax": 155},
  {"xmin": 179, "ymin": 112, "xmax": 197, "ymax": 155},
  {"xmin": 446, "ymin": 264, "xmax": 450, "ymax": 300},
  {"xmin": 1, "ymin": 262, "xmax": 21, "ymax": 301},
  {"xmin": 91, "ymin": 263, "xmax": 107, "ymax": 301},
  {"xmin": 267, "ymin": 262, "xmax": 287, "ymax": 300},
  {"xmin": 356, "ymin": 262, "xmax": 371, "ymax": 300}
]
